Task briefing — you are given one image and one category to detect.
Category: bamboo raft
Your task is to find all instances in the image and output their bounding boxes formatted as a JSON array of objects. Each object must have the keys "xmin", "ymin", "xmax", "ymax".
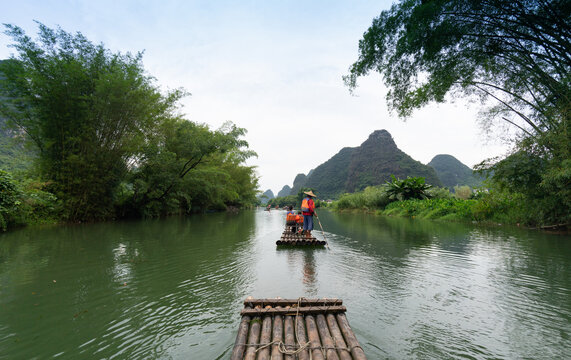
[
  {"xmin": 277, "ymin": 231, "xmax": 327, "ymax": 246},
  {"xmin": 277, "ymin": 227, "xmax": 327, "ymax": 246},
  {"xmin": 231, "ymin": 298, "xmax": 367, "ymax": 360}
]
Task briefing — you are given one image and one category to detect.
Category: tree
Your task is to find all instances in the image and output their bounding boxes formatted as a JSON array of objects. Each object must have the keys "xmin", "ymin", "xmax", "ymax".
[
  {"xmin": 346, "ymin": 0, "xmax": 570, "ymax": 225},
  {"xmin": 345, "ymin": 0, "xmax": 569, "ymax": 138},
  {"xmin": 127, "ymin": 120, "xmax": 257, "ymax": 217},
  {"xmin": 0, "ymin": 23, "xmax": 184, "ymax": 221}
]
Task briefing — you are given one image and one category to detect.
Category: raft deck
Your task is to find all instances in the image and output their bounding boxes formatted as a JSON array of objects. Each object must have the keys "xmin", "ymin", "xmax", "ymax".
[
  {"xmin": 277, "ymin": 230, "xmax": 327, "ymax": 246},
  {"xmin": 231, "ymin": 298, "xmax": 367, "ymax": 360}
]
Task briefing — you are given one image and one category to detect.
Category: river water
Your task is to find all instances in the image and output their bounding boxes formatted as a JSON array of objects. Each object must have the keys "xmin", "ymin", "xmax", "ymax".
[{"xmin": 0, "ymin": 210, "xmax": 569, "ymax": 359}]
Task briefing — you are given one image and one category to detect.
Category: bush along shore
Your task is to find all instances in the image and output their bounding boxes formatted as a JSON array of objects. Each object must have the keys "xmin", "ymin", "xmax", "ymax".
[{"xmin": 332, "ymin": 176, "xmax": 569, "ymax": 230}]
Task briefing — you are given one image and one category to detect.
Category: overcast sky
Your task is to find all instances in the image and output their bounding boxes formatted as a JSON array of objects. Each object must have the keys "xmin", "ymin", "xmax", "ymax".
[{"xmin": 1, "ymin": 0, "xmax": 510, "ymax": 195}]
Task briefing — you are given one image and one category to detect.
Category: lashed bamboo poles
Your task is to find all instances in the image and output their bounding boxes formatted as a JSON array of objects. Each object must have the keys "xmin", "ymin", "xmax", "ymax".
[
  {"xmin": 336, "ymin": 313, "xmax": 367, "ymax": 360},
  {"xmin": 230, "ymin": 303, "xmax": 252, "ymax": 360},
  {"xmin": 277, "ymin": 228, "xmax": 327, "ymax": 246},
  {"xmin": 295, "ymin": 313, "xmax": 311, "ymax": 360},
  {"xmin": 241, "ymin": 305, "xmax": 347, "ymax": 316},
  {"xmin": 305, "ymin": 315, "xmax": 325, "ymax": 360},
  {"xmin": 244, "ymin": 298, "xmax": 343, "ymax": 306},
  {"xmin": 256, "ymin": 312, "xmax": 273, "ymax": 360},
  {"xmin": 283, "ymin": 315, "xmax": 295, "ymax": 360},
  {"xmin": 232, "ymin": 298, "xmax": 367, "ymax": 360},
  {"xmin": 243, "ymin": 306, "xmax": 261, "ymax": 360},
  {"xmin": 271, "ymin": 306, "xmax": 284, "ymax": 360},
  {"xmin": 316, "ymin": 313, "xmax": 340, "ymax": 360},
  {"xmin": 327, "ymin": 313, "xmax": 353, "ymax": 360}
]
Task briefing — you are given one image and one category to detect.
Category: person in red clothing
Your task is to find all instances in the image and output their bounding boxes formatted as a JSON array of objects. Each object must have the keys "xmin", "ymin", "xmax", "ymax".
[{"xmin": 300, "ymin": 190, "xmax": 317, "ymax": 237}]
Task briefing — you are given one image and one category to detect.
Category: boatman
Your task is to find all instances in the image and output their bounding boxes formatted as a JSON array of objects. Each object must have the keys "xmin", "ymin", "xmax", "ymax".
[{"xmin": 300, "ymin": 190, "xmax": 317, "ymax": 237}]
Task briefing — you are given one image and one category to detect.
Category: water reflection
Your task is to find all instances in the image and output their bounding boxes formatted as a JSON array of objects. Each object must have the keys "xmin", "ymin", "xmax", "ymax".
[{"xmin": 0, "ymin": 210, "xmax": 570, "ymax": 359}]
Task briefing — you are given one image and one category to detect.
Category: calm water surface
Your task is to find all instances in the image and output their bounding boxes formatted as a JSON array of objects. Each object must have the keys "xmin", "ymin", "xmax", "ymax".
[{"xmin": 0, "ymin": 210, "xmax": 570, "ymax": 359}]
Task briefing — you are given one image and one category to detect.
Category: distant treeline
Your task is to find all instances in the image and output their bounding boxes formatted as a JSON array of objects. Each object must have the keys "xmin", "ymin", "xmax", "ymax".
[
  {"xmin": 0, "ymin": 23, "xmax": 260, "ymax": 230},
  {"xmin": 266, "ymin": 187, "xmax": 324, "ymax": 210}
]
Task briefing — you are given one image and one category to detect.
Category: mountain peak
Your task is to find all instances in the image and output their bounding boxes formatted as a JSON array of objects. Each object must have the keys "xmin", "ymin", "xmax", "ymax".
[{"xmin": 362, "ymin": 129, "xmax": 396, "ymax": 147}]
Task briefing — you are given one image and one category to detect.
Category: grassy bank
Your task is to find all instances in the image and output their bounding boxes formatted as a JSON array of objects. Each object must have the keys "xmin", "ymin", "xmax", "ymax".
[{"xmin": 332, "ymin": 183, "xmax": 552, "ymax": 227}]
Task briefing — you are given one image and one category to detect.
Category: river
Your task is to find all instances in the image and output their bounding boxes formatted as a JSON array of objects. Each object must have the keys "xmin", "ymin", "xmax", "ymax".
[{"xmin": 0, "ymin": 210, "xmax": 569, "ymax": 359}]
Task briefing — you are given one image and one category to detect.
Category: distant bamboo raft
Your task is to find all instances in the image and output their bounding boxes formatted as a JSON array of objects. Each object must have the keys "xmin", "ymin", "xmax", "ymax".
[
  {"xmin": 277, "ymin": 229, "xmax": 327, "ymax": 246},
  {"xmin": 231, "ymin": 298, "xmax": 367, "ymax": 360}
]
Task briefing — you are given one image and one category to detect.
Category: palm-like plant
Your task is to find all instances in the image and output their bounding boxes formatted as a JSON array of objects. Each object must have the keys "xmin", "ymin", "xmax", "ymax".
[{"xmin": 386, "ymin": 175, "xmax": 432, "ymax": 201}]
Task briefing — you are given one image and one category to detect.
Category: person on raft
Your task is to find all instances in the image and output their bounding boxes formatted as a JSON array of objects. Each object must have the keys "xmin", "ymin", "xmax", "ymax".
[
  {"xmin": 285, "ymin": 206, "xmax": 296, "ymax": 233},
  {"xmin": 300, "ymin": 190, "xmax": 317, "ymax": 237}
]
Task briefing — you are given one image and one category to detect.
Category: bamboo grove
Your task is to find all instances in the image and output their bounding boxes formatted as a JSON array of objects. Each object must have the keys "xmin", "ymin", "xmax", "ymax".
[{"xmin": 0, "ymin": 23, "xmax": 259, "ymax": 228}]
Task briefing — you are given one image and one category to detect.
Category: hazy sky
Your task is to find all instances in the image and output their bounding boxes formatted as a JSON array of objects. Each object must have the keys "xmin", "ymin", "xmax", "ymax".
[{"xmin": 1, "ymin": 1, "xmax": 510, "ymax": 195}]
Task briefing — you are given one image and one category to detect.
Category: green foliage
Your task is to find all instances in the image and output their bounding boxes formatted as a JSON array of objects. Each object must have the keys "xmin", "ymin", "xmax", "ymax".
[
  {"xmin": 453, "ymin": 185, "xmax": 472, "ymax": 200},
  {"xmin": 476, "ymin": 149, "xmax": 570, "ymax": 226},
  {"xmin": 0, "ymin": 23, "xmax": 185, "ymax": 221},
  {"xmin": 334, "ymin": 185, "xmax": 391, "ymax": 210},
  {"xmin": 0, "ymin": 23, "xmax": 259, "ymax": 225},
  {"xmin": 16, "ymin": 178, "xmax": 60, "ymax": 224},
  {"xmin": 0, "ymin": 170, "xmax": 19, "ymax": 230},
  {"xmin": 345, "ymin": 0, "xmax": 569, "ymax": 133},
  {"xmin": 0, "ymin": 171, "xmax": 59, "ymax": 230},
  {"xmin": 267, "ymin": 195, "xmax": 297, "ymax": 208},
  {"xmin": 383, "ymin": 198, "xmax": 479, "ymax": 221},
  {"xmin": 126, "ymin": 120, "xmax": 257, "ymax": 217},
  {"xmin": 346, "ymin": 0, "xmax": 570, "ymax": 226},
  {"xmin": 385, "ymin": 175, "xmax": 432, "ymax": 201},
  {"xmin": 426, "ymin": 186, "xmax": 452, "ymax": 199},
  {"xmin": 470, "ymin": 188, "xmax": 530, "ymax": 225}
]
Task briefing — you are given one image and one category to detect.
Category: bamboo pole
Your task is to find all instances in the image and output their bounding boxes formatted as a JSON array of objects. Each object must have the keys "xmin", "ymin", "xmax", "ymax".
[
  {"xmin": 305, "ymin": 315, "xmax": 325, "ymax": 360},
  {"xmin": 336, "ymin": 313, "xmax": 367, "ymax": 360},
  {"xmin": 241, "ymin": 305, "xmax": 346, "ymax": 316},
  {"xmin": 316, "ymin": 314, "xmax": 340, "ymax": 360},
  {"xmin": 284, "ymin": 315, "xmax": 295, "ymax": 360},
  {"xmin": 326, "ymin": 313, "xmax": 352, "ymax": 360},
  {"xmin": 271, "ymin": 307, "xmax": 284, "ymax": 360},
  {"xmin": 243, "ymin": 307, "xmax": 262, "ymax": 360},
  {"xmin": 244, "ymin": 298, "xmax": 343, "ymax": 307},
  {"xmin": 230, "ymin": 306, "xmax": 251, "ymax": 360},
  {"xmin": 295, "ymin": 314, "xmax": 311, "ymax": 360},
  {"xmin": 257, "ymin": 312, "xmax": 273, "ymax": 360}
]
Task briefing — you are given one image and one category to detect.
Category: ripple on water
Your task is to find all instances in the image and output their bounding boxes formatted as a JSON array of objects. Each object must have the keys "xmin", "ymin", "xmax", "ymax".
[{"xmin": 1, "ymin": 211, "xmax": 570, "ymax": 359}]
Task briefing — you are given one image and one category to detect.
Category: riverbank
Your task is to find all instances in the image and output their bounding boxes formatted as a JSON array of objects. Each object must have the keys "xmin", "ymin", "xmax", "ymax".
[{"xmin": 331, "ymin": 186, "xmax": 569, "ymax": 231}]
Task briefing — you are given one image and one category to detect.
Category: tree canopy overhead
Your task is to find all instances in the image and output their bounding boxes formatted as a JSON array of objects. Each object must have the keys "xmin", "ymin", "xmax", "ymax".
[
  {"xmin": 345, "ymin": 0, "xmax": 570, "ymax": 143},
  {"xmin": 345, "ymin": 0, "xmax": 570, "ymax": 225}
]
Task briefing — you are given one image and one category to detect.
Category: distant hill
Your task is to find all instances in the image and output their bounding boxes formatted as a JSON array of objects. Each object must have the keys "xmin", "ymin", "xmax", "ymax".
[
  {"xmin": 277, "ymin": 185, "xmax": 292, "ymax": 198},
  {"xmin": 290, "ymin": 173, "xmax": 308, "ymax": 195},
  {"xmin": 304, "ymin": 147, "xmax": 355, "ymax": 199},
  {"xmin": 428, "ymin": 154, "xmax": 483, "ymax": 189},
  {"xmin": 344, "ymin": 130, "xmax": 441, "ymax": 192},
  {"xmin": 258, "ymin": 189, "xmax": 275, "ymax": 204},
  {"xmin": 282, "ymin": 129, "xmax": 443, "ymax": 199}
]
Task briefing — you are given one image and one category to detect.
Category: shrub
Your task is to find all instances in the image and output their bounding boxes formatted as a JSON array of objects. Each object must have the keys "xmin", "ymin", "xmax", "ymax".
[
  {"xmin": 0, "ymin": 170, "xmax": 21, "ymax": 230},
  {"xmin": 454, "ymin": 185, "xmax": 472, "ymax": 200},
  {"xmin": 334, "ymin": 186, "xmax": 390, "ymax": 210}
]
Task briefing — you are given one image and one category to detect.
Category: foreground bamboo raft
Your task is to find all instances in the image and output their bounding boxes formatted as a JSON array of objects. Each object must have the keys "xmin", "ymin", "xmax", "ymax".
[
  {"xmin": 231, "ymin": 298, "xmax": 367, "ymax": 360},
  {"xmin": 277, "ymin": 230, "xmax": 327, "ymax": 246}
]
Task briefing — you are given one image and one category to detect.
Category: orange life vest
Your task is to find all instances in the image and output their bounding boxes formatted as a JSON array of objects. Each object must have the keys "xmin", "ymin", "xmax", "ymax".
[
  {"xmin": 295, "ymin": 214, "xmax": 303, "ymax": 223},
  {"xmin": 286, "ymin": 213, "xmax": 296, "ymax": 221},
  {"xmin": 301, "ymin": 197, "xmax": 312, "ymax": 213}
]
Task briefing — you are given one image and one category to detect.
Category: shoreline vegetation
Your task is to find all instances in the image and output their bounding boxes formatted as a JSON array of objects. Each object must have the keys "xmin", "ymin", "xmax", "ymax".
[
  {"xmin": 0, "ymin": 24, "xmax": 260, "ymax": 231},
  {"xmin": 330, "ymin": 179, "xmax": 569, "ymax": 231}
]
